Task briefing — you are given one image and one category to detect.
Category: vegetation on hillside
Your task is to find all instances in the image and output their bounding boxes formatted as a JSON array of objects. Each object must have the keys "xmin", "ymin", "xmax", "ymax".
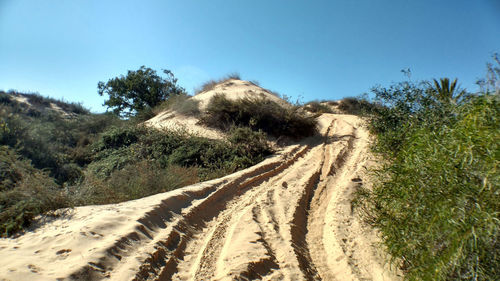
[
  {"xmin": 303, "ymin": 101, "xmax": 334, "ymax": 114},
  {"xmin": 355, "ymin": 66, "xmax": 499, "ymax": 280},
  {"xmin": 5, "ymin": 61, "xmax": 497, "ymax": 280},
  {"xmin": 0, "ymin": 70, "xmax": 323, "ymax": 236},
  {"xmin": 201, "ymin": 94, "xmax": 317, "ymax": 139},
  {"xmin": 0, "ymin": 90, "xmax": 272, "ymax": 236},
  {"xmin": 152, "ymin": 93, "xmax": 201, "ymax": 116}
]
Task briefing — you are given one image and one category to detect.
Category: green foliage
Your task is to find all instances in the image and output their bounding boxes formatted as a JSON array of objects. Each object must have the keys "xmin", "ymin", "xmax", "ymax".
[
  {"xmin": 0, "ymin": 94, "xmax": 122, "ymax": 184},
  {"xmin": 98, "ymin": 66, "xmax": 186, "ymax": 117},
  {"xmin": 368, "ymin": 81, "xmax": 450, "ymax": 155},
  {"xmin": 0, "ymin": 146, "xmax": 71, "ymax": 237},
  {"xmin": 90, "ymin": 125, "xmax": 272, "ymax": 178},
  {"xmin": 81, "ymin": 124, "xmax": 272, "ymax": 203},
  {"xmin": 201, "ymin": 94, "xmax": 317, "ymax": 139},
  {"xmin": 431, "ymin": 78, "xmax": 467, "ymax": 104},
  {"xmin": 0, "ymin": 91, "xmax": 274, "ymax": 236},
  {"xmin": 0, "ymin": 93, "xmax": 121, "ymax": 235},
  {"xmin": 23, "ymin": 92, "xmax": 89, "ymax": 115},
  {"xmin": 358, "ymin": 78, "xmax": 499, "ymax": 280},
  {"xmin": 228, "ymin": 127, "xmax": 272, "ymax": 162}
]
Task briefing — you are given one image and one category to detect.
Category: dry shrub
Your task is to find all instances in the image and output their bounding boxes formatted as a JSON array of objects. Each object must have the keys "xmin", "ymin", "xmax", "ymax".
[
  {"xmin": 153, "ymin": 94, "xmax": 200, "ymax": 116},
  {"xmin": 304, "ymin": 101, "xmax": 334, "ymax": 114},
  {"xmin": 194, "ymin": 73, "xmax": 241, "ymax": 94},
  {"xmin": 338, "ymin": 97, "xmax": 379, "ymax": 115},
  {"xmin": 77, "ymin": 161, "xmax": 199, "ymax": 204},
  {"xmin": 201, "ymin": 94, "xmax": 317, "ymax": 139}
]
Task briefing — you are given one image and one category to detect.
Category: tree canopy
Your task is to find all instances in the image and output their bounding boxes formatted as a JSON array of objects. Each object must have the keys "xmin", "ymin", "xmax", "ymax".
[{"xmin": 98, "ymin": 66, "xmax": 185, "ymax": 117}]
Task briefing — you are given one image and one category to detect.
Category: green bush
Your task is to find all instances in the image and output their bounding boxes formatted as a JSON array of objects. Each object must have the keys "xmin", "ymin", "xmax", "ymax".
[
  {"xmin": 228, "ymin": 126, "xmax": 272, "ymax": 161},
  {"xmin": 0, "ymin": 95, "xmax": 122, "ymax": 184},
  {"xmin": 16, "ymin": 92, "xmax": 89, "ymax": 115},
  {"xmin": 96, "ymin": 126, "xmax": 142, "ymax": 150},
  {"xmin": 0, "ymin": 92, "xmax": 12, "ymax": 105},
  {"xmin": 200, "ymin": 94, "xmax": 317, "ymax": 139},
  {"xmin": 98, "ymin": 66, "xmax": 186, "ymax": 117},
  {"xmin": 0, "ymin": 146, "xmax": 70, "ymax": 237},
  {"xmin": 357, "ymin": 79, "xmax": 499, "ymax": 280},
  {"xmin": 88, "ymin": 124, "xmax": 273, "ymax": 180}
]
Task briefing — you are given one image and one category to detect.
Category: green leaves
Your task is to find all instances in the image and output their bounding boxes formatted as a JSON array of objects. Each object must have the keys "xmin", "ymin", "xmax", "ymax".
[
  {"xmin": 98, "ymin": 66, "xmax": 186, "ymax": 118},
  {"xmin": 363, "ymin": 91, "xmax": 499, "ymax": 280},
  {"xmin": 432, "ymin": 78, "xmax": 467, "ymax": 104}
]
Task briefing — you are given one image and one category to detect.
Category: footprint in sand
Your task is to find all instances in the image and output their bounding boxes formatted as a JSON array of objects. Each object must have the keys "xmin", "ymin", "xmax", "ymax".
[
  {"xmin": 55, "ymin": 249, "xmax": 72, "ymax": 259},
  {"xmin": 27, "ymin": 264, "xmax": 41, "ymax": 273},
  {"xmin": 281, "ymin": 181, "xmax": 288, "ymax": 189},
  {"xmin": 89, "ymin": 231, "xmax": 103, "ymax": 238},
  {"xmin": 80, "ymin": 231, "xmax": 103, "ymax": 238}
]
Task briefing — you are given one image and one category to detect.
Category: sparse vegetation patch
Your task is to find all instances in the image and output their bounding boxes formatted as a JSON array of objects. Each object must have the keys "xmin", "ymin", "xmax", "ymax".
[
  {"xmin": 304, "ymin": 101, "xmax": 334, "ymax": 114},
  {"xmin": 194, "ymin": 73, "xmax": 241, "ymax": 94},
  {"xmin": 0, "ymin": 91, "xmax": 272, "ymax": 236},
  {"xmin": 153, "ymin": 94, "xmax": 201, "ymax": 116}
]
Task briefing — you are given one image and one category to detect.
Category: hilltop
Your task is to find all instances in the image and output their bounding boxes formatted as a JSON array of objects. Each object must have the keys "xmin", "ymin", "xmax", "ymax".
[{"xmin": 146, "ymin": 78, "xmax": 309, "ymax": 140}]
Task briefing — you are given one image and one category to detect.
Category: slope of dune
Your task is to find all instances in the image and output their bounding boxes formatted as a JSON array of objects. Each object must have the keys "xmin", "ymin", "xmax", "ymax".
[
  {"xmin": 144, "ymin": 79, "xmax": 289, "ymax": 139},
  {"xmin": 0, "ymin": 81, "xmax": 401, "ymax": 280}
]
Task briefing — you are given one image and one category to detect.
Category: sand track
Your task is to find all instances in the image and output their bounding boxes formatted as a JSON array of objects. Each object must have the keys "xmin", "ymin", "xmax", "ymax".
[{"xmin": 0, "ymin": 114, "xmax": 400, "ymax": 281}]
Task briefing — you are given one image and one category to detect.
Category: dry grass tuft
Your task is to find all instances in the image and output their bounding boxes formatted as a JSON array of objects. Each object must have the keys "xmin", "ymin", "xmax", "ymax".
[{"xmin": 194, "ymin": 73, "xmax": 241, "ymax": 94}]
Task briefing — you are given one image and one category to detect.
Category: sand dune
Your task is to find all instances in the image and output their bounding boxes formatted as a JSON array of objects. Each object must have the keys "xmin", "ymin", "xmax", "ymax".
[
  {"xmin": 0, "ymin": 111, "xmax": 400, "ymax": 280},
  {"xmin": 145, "ymin": 79, "xmax": 290, "ymax": 139}
]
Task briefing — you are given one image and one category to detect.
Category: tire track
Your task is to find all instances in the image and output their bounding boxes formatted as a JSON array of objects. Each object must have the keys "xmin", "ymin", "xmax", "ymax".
[
  {"xmin": 306, "ymin": 118, "xmax": 358, "ymax": 281},
  {"xmin": 188, "ymin": 119, "xmax": 337, "ymax": 281},
  {"xmin": 187, "ymin": 145, "xmax": 319, "ymax": 280},
  {"xmin": 134, "ymin": 144, "xmax": 312, "ymax": 280},
  {"xmin": 66, "ymin": 114, "xmax": 399, "ymax": 281},
  {"xmin": 67, "ymin": 145, "xmax": 305, "ymax": 280}
]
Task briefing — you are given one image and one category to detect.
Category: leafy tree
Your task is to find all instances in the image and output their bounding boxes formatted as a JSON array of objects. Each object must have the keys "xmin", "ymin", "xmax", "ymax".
[{"xmin": 98, "ymin": 66, "xmax": 185, "ymax": 117}]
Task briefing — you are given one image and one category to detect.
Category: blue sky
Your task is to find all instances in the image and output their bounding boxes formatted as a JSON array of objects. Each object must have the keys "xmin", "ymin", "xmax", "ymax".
[{"xmin": 1, "ymin": 0, "xmax": 499, "ymax": 112}]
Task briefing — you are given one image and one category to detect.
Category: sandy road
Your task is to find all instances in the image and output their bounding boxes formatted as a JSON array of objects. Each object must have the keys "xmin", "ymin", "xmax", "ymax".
[
  {"xmin": 76, "ymin": 114, "xmax": 398, "ymax": 280},
  {"xmin": 0, "ymin": 114, "xmax": 400, "ymax": 281}
]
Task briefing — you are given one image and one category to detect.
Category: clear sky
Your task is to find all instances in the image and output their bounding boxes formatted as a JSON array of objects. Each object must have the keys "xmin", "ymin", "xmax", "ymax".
[{"xmin": 1, "ymin": 0, "xmax": 499, "ymax": 112}]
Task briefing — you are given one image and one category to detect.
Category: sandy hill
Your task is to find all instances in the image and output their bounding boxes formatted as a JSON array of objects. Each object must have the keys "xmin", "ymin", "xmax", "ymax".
[
  {"xmin": 3, "ymin": 92, "xmax": 88, "ymax": 119},
  {"xmin": 190, "ymin": 79, "xmax": 288, "ymax": 110},
  {"xmin": 145, "ymin": 79, "xmax": 290, "ymax": 139},
  {"xmin": 0, "ymin": 85, "xmax": 401, "ymax": 281}
]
